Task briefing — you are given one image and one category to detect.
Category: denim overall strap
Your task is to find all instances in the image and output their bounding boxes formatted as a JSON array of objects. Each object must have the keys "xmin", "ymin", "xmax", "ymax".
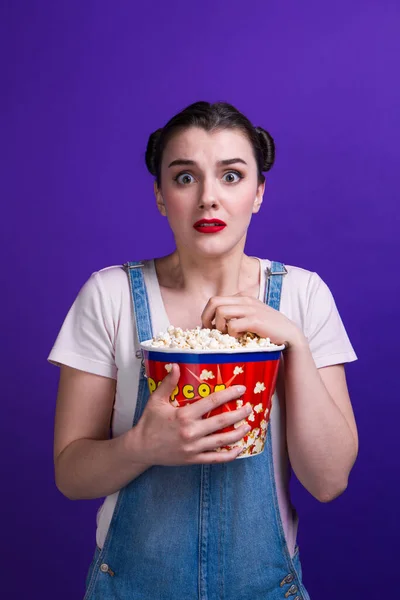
[
  {"xmin": 123, "ymin": 261, "xmax": 154, "ymax": 425},
  {"xmin": 124, "ymin": 261, "xmax": 153, "ymax": 344},
  {"xmin": 265, "ymin": 261, "xmax": 288, "ymax": 310}
]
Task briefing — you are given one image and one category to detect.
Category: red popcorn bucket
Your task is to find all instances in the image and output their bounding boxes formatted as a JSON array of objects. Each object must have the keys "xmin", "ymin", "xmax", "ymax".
[{"xmin": 140, "ymin": 341, "xmax": 284, "ymax": 459}]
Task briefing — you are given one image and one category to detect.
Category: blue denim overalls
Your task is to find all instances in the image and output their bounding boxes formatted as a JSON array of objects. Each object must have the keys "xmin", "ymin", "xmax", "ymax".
[{"xmin": 84, "ymin": 261, "xmax": 310, "ymax": 600}]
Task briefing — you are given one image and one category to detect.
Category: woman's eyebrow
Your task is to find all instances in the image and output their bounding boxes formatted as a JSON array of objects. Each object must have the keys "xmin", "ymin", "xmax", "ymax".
[
  {"xmin": 168, "ymin": 158, "xmax": 248, "ymax": 168},
  {"xmin": 168, "ymin": 159, "xmax": 196, "ymax": 168},
  {"xmin": 218, "ymin": 158, "xmax": 247, "ymax": 166}
]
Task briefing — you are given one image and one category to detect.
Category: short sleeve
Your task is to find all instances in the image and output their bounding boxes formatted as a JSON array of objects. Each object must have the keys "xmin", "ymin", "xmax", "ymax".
[
  {"xmin": 47, "ymin": 272, "xmax": 117, "ymax": 379},
  {"xmin": 305, "ymin": 273, "xmax": 357, "ymax": 369}
]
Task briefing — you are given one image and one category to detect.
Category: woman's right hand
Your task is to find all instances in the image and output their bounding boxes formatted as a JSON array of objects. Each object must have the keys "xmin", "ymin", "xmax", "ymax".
[{"xmin": 129, "ymin": 364, "xmax": 252, "ymax": 465}]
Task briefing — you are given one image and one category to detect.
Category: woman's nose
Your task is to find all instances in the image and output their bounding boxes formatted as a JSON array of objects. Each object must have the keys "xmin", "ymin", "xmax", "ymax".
[{"xmin": 197, "ymin": 181, "xmax": 220, "ymax": 210}]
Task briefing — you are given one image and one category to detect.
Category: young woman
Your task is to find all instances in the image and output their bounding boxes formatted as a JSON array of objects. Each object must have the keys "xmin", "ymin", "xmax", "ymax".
[{"xmin": 49, "ymin": 101, "xmax": 358, "ymax": 599}]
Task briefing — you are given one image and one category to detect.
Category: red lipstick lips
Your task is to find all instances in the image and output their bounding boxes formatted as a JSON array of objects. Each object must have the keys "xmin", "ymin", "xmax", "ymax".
[{"xmin": 193, "ymin": 219, "xmax": 227, "ymax": 234}]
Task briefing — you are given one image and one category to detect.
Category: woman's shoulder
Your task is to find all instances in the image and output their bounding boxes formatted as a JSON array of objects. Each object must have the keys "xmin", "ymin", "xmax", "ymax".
[
  {"xmin": 78, "ymin": 265, "xmax": 127, "ymax": 298},
  {"xmin": 67, "ymin": 266, "xmax": 130, "ymax": 319},
  {"xmin": 93, "ymin": 264, "xmax": 128, "ymax": 286},
  {"xmin": 91, "ymin": 260, "xmax": 153, "ymax": 285},
  {"xmin": 86, "ymin": 260, "xmax": 156, "ymax": 301}
]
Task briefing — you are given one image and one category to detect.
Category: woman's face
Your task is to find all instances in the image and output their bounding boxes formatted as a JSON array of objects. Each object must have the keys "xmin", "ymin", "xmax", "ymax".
[{"xmin": 156, "ymin": 127, "xmax": 265, "ymax": 259}]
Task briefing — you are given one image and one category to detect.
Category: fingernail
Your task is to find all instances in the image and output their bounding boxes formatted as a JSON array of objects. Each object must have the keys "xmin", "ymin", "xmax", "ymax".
[
  {"xmin": 237, "ymin": 385, "xmax": 246, "ymax": 394},
  {"xmin": 244, "ymin": 425, "xmax": 251, "ymax": 433}
]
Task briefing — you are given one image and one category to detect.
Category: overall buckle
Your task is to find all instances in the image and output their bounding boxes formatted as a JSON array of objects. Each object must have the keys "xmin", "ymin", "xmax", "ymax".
[{"xmin": 266, "ymin": 265, "xmax": 288, "ymax": 278}]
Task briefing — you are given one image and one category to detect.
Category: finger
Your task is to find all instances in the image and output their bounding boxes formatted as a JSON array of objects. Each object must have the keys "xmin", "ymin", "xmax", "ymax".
[
  {"xmin": 197, "ymin": 403, "xmax": 252, "ymax": 437},
  {"xmin": 214, "ymin": 305, "xmax": 248, "ymax": 333},
  {"xmin": 193, "ymin": 446, "xmax": 243, "ymax": 464},
  {"xmin": 201, "ymin": 296, "xmax": 247, "ymax": 329},
  {"xmin": 187, "ymin": 384, "xmax": 247, "ymax": 419},
  {"xmin": 195, "ymin": 422, "xmax": 251, "ymax": 453},
  {"xmin": 226, "ymin": 317, "xmax": 257, "ymax": 338},
  {"xmin": 152, "ymin": 364, "xmax": 180, "ymax": 402}
]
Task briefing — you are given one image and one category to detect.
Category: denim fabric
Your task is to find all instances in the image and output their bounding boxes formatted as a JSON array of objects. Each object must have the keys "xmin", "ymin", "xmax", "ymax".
[
  {"xmin": 84, "ymin": 260, "xmax": 311, "ymax": 600},
  {"xmin": 125, "ymin": 262, "xmax": 154, "ymax": 344}
]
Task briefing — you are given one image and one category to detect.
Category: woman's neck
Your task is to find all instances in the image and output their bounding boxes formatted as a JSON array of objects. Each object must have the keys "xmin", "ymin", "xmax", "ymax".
[{"xmin": 155, "ymin": 247, "xmax": 261, "ymax": 302}]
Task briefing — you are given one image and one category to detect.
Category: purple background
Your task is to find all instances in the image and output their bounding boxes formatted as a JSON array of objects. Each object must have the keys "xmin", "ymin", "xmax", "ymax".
[{"xmin": 2, "ymin": 1, "xmax": 399, "ymax": 597}]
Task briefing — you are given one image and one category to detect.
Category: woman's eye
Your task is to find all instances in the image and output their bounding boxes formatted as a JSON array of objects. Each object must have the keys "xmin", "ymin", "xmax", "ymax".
[
  {"xmin": 175, "ymin": 173, "xmax": 195, "ymax": 185},
  {"xmin": 222, "ymin": 171, "xmax": 242, "ymax": 183}
]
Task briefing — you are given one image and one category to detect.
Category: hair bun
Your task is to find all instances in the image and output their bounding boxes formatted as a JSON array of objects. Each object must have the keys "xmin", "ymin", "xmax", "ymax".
[
  {"xmin": 254, "ymin": 126, "xmax": 275, "ymax": 172},
  {"xmin": 145, "ymin": 128, "xmax": 163, "ymax": 176}
]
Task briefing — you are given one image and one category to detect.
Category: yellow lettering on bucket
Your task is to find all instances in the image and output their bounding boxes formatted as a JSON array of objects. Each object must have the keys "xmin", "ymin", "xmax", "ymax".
[
  {"xmin": 183, "ymin": 384, "xmax": 195, "ymax": 399},
  {"xmin": 198, "ymin": 383, "xmax": 211, "ymax": 398},
  {"xmin": 148, "ymin": 377, "xmax": 156, "ymax": 394},
  {"xmin": 170, "ymin": 386, "xmax": 179, "ymax": 402},
  {"xmin": 214, "ymin": 384, "xmax": 226, "ymax": 393}
]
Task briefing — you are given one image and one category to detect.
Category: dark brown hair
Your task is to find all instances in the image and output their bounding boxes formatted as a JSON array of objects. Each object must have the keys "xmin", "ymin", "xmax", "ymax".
[{"xmin": 145, "ymin": 101, "xmax": 275, "ymax": 186}]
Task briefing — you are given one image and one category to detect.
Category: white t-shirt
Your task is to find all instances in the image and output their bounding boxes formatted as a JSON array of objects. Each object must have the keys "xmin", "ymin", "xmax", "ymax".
[{"xmin": 48, "ymin": 258, "xmax": 357, "ymax": 552}]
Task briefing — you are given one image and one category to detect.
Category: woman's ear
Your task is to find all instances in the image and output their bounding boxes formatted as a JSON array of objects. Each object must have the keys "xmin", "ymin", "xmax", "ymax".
[
  {"xmin": 252, "ymin": 181, "xmax": 265, "ymax": 214},
  {"xmin": 155, "ymin": 181, "xmax": 167, "ymax": 216}
]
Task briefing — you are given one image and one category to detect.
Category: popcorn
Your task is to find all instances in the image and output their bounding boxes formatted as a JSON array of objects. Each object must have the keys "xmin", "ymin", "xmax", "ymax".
[
  {"xmin": 254, "ymin": 403, "xmax": 263, "ymax": 413},
  {"xmin": 253, "ymin": 438, "xmax": 264, "ymax": 454},
  {"xmin": 147, "ymin": 326, "xmax": 280, "ymax": 351},
  {"xmin": 254, "ymin": 382, "xmax": 266, "ymax": 394},
  {"xmin": 228, "ymin": 424, "xmax": 267, "ymax": 457},
  {"xmin": 234, "ymin": 418, "xmax": 247, "ymax": 429},
  {"xmin": 165, "ymin": 363, "xmax": 173, "ymax": 373},
  {"xmin": 233, "ymin": 366, "xmax": 244, "ymax": 375},
  {"xmin": 199, "ymin": 369, "xmax": 215, "ymax": 381}
]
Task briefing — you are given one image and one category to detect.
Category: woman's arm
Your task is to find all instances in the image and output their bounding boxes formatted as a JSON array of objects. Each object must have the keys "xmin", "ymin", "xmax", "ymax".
[
  {"xmin": 54, "ymin": 366, "xmax": 150, "ymax": 500},
  {"xmin": 283, "ymin": 337, "xmax": 358, "ymax": 502}
]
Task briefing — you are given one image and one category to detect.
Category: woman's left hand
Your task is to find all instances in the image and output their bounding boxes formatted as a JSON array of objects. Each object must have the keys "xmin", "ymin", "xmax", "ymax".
[{"xmin": 201, "ymin": 293, "xmax": 307, "ymax": 349}]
